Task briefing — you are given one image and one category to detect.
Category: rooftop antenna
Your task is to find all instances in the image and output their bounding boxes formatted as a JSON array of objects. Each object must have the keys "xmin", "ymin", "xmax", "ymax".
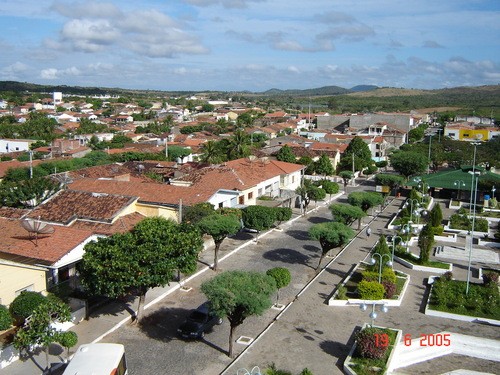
[{"xmin": 21, "ymin": 217, "xmax": 55, "ymax": 246}]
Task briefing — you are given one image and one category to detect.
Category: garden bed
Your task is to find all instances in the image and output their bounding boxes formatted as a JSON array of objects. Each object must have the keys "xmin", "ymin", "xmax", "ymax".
[
  {"xmin": 394, "ymin": 251, "xmax": 452, "ymax": 274},
  {"xmin": 344, "ymin": 325, "xmax": 402, "ymax": 375},
  {"xmin": 425, "ymin": 278, "xmax": 500, "ymax": 325},
  {"xmin": 328, "ymin": 263, "xmax": 410, "ymax": 307}
]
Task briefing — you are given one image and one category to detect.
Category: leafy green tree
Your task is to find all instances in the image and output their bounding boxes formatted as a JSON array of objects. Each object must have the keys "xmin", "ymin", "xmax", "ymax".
[
  {"xmin": 167, "ymin": 145, "xmax": 192, "ymax": 161},
  {"xmin": 9, "ymin": 291, "xmax": 47, "ymax": 326},
  {"xmin": 347, "ymin": 191, "xmax": 384, "ymax": 213},
  {"xmin": 297, "ymin": 156, "xmax": 315, "ymax": 175},
  {"xmin": 390, "ymin": 151, "xmax": 428, "ymax": 178},
  {"xmin": 201, "ymin": 103, "xmax": 215, "ymax": 112},
  {"xmin": 183, "ymin": 202, "xmax": 215, "ymax": 225},
  {"xmin": 408, "ymin": 126, "xmax": 425, "ymax": 143},
  {"xmin": 242, "ymin": 205, "xmax": 277, "ymax": 232},
  {"xmin": 56, "ymin": 330, "xmax": 78, "ymax": 361},
  {"xmin": 276, "ymin": 145, "xmax": 296, "ymax": 163},
  {"xmin": 13, "ymin": 298, "xmax": 71, "ymax": 370},
  {"xmin": 315, "ymin": 154, "xmax": 334, "ymax": 176},
  {"xmin": 418, "ymin": 224, "xmax": 434, "ymax": 263},
  {"xmin": 0, "ymin": 177, "xmax": 61, "ymax": 208},
  {"xmin": 374, "ymin": 174, "xmax": 405, "ymax": 195},
  {"xmin": 80, "ymin": 217, "xmax": 203, "ymax": 322},
  {"xmin": 227, "ymin": 130, "xmax": 250, "ymax": 160},
  {"xmin": 338, "ymin": 137, "xmax": 372, "ymax": 172},
  {"xmin": 429, "ymin": 203, "xmax": 443, "ymax": 227},
  {"xmin": 266, "ymin": 267, "xmax": 291, "ymax": 306},
  {"xmin": 0, "ymin": 304, "xmax": 13, "ymax": 330},
  {"xmin": 197, "ymin": 214, "xmax": 241, "ymax": 271},
  {"xmin": 307, "ymin": 185, "xmax": 326, "ymax": 207},
  {"xmin": 329, "ymin": 203, "xmax": 367, "ymax": 229},
  {"xmin": 275, "ymin": 207, "xmax": 292, "ymax": 227},
  {"xmin": 373, "ymin": 235, "xmax": 390, "ymax": 257},
  {"xmin": 309, "ymin": 222, "xmax": 354, "ymax": 271},
  {"xmin": 236, "ymin": 112, "xmax": 255, "ymax": 127},
  {"xmin": 201, "ymin": 270, "xmax": 276, "ymax": 358},
  {"xmin": 200, "ymin": 140, "xmax": 224, "ymax": 164},
  {"xmin": 318, "ymin": 179, "xmax": 339, "ymax": 200},
  {"xmin": 339, "ymin": 170, "xmax": 353, "ymax": 192}
]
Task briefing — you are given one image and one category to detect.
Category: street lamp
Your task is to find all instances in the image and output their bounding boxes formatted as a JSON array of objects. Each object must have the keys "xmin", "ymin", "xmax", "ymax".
[
  {"xmin": 391, "ymin": 235, "xmax": 403, "ymax": 266},
  {"xmin": 404, "ymin": 199, "xmax": 420, "ymax": 223},
  {"xmin": 427, "ymin": 134, "xmax": 434, "ymax": 174},
  {"xmin": 453, "ymin": 180, "xmax": 466, "ymax": 201},
  {"xmin": 360, "ymin": 302, "xmax": 389, "ymax": 327},
  {"xmin": 370, "ymin": 253, "xmax": 393, "ymax": 283},
  {"xmin": 492, "ymin": 186, "xmax": 496, "ymax": 201},
  {"xmin": 466, "ymin": 170, "xmax": 480, "ymax": 295},
  {"xmin": 401, "ymin": 223, "xmax": 413, "ymax": 253}
]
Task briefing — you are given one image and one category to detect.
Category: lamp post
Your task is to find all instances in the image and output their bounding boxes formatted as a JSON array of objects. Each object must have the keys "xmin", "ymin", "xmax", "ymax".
[
  {"xmin": 453, "ymin": 180, "xmax": 466, "ymax": 201},
  {"xmin": 391, "ymin": 235, "xmax": 403, "ymax": 266},
  {"xmin": 492, "ymin": 186, "xmax": 496, "ymax": 201},
  {"xmin": 427, "ymin": 134, "xmax": 433, "ymax": 174},
  {"xmin": 401, "ymin": 223, "xmax": 412, "ymax": 253},
  {"xmin": 468, "ymin": 142, "xmax": 481, "ymax": 216},
  {"xmin": 360, "ymin": 302, "xmax": 389, "ymax": 327},
  {"xmin": 466, "ymin": 170, "xmax": 480, "ymax": 295},
  {"xmin": 404, "ymin": 199, "xmax": 420, "ymax": 223},
  {"xmin": 370, "ymin": 253, "xmax": 393, "ymax": 283}
]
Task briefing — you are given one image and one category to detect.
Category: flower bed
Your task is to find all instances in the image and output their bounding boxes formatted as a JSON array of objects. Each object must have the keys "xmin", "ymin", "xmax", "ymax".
[
  {"xmin": 394, "ymin": 250, "xmax": 452, "ymax": 273},
  {"xmin": 344, "ymin": 325, "xmax": 402, "ymax": 375}
]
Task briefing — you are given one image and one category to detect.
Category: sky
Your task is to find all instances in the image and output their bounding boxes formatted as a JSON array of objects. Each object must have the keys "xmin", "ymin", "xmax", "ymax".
[{"xmin": 1, "ymin": 0, "xmax": 499, "ymax": 92}]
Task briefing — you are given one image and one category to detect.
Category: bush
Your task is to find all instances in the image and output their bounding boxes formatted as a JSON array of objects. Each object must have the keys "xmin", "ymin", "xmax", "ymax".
[
  {"xmin": 358, "ymin": 281, "xmax": 385, "ymax": 300},
  {"xmin": 431, "ymin": 226, "xmax": 444, "ymax": 235},
  {"xmin": 336, "ymin": 285, "xmax": 348, "ymax": 300},
  {"xmin": 382, "ymin": 281, "xmax": 397, "ymax": 299},
  {"xmin": 361, "ymin": 270, "xmax": 380, "ymax": 282},
  {"xmin": 9, "ymin": 291, "xmax": 47, "ymax": 325},
  {"xmin": 0, "ymin": 305, "xmax": 12, "ymax": 330},
  {"xmin": 363, "ymin": 165, "xmax": 378, "ymax": 175},
  {"xmin": 381, "ymin": 268, "xmax": 397, "ymax": 284},
  {"xmin": 355, "ymin": 327, "xmax": 388, "ymax": 359},
  {"xmin": 443, "ymin": 271, "xmax": 453, "ymax": 281},
  {"xmin": 482, "ymin": 271, "xmax": 499, "ymax": 285}
]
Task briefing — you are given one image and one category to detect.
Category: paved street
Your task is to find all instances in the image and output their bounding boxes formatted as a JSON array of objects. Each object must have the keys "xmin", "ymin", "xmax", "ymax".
[{"xmin": 3, "ymin": 191, "xmax": 499, "ymax": 375}]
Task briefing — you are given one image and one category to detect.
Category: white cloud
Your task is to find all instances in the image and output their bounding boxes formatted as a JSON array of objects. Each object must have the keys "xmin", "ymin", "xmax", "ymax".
[
  {"xmin": 423, "ymin": 40, "xmax": 444, "ymax": 49},
  {"xmin": 40, "ymin": 66, "xmax": 81, "ymax": 80},
  {"xmin": 51, "ymin": 1, "xmax": 122, "ymax": 19},
  {"xmin": 288, "ymin": 66, "xmax": 300, "ymax": 73},
  {"xmin": 0, "ymin": 62, "xmax": 30, "ymax": 80},
  {"xmin": 183, "ymin": 0, "xmax": 265, "ymax": 9}
]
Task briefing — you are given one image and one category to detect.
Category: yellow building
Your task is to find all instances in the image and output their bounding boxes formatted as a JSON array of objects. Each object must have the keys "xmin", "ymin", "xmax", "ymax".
[{"xmin": 0, "ymin": 260, "xmax": 47, "ymax": 306}]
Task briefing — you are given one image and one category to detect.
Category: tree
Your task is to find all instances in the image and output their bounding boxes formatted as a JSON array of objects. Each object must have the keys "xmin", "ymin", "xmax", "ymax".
[
  {"xmin": 373, "ymin": 235, "xmax": 390, "ymax": 257},
  {"xmin": 390, "ymin": 151, "xmax": 428, "ymax": 179},
  {"xmin": 429, "ymin": 203, "xmax": 443, "ymax": 228},
  {"xmin": 418, "ymin": 224, "xmax": 434, "ymax": 263},
  {"xmin": 200, "ymin": 140, "xmax": 224, "ymax": 164},
  {"xmin": 80, "ymin": 217, "xmax": 203, "ymax": 322},
  {"xmin": 329, "ymin": 203, "xmax": 367, "ymax": 229},
  {"xmin": 183, "ymin": 202, "xmax": 215, "ymax": 225},
  {"xmin": 347, "ymin": 191, "xmax": 384, "ymax": 213},
  {"xmin": 0, "ymin": 304, "xmax": 13, "ymax": 330},
  {"xmin": 266, "ymin": 267, "xmax": 291, "ymax": 306},
  {"xmin": 309, "ymin": 222, "xmax": 354, "ymax": 271},
  {"xmin": 9, "ymin": 291, "xmax": 47, "ymax": 326},
  {"xmin": 276, "ymin": 145, "xmax": 297, "ymax": 163},
  {"xmin": 374, "ymin": 174, "xmax": 405, "ymax": 195},
  {"xmin": 275, "ymin": 207, "xmax": 292, "ymax": 227},
  {"xmin": 307, "ymin": 185, "xmax": 326, "ymax": 207},
  {"xmin": 13, "ymin": 298, "xmax": 71, "ymax": 371},
  {"xmin": 242, "ymin": 205, "xmax": 277, "ymax": 232},
  {"xmin": 339, "ymin": 171, "xmax": 353, "ymax": 192},
  {"xmin": 56, "ymin": 331, "xmax": 78, "ymax": 362},
  {"xmin": 197, "ymin": 214, "xmax": 241, "ymax": 271},
  {"xmin": 201, "ymin": 271, "xmax": 276, "ymax": 358},
  {"xmin": 338, "ymin": 136, "xmax": 372, "ymax": 172},
  {"xmin": 315, "ymin": 154, "xmax": 334, "ymax": 176},
  {"xmin": 0, "ymin": 177, "xmax": 61, "ymax": 208},
  {"xmin": 318, "ymin": 179, "xmax": 339, "ymax": 200}
]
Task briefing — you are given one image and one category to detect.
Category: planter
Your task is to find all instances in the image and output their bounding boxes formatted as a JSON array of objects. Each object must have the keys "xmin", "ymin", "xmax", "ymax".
[
  {"xmin": 448, "ymin": 199, "xmax": 462, "ymax": 210},
  {"xmin": 344, "ymin": 324, "xmax": 402, "ymax": 375},
  {"xmin": 394, "ymin": 253, "xmax": 452, "ymax": 274}
]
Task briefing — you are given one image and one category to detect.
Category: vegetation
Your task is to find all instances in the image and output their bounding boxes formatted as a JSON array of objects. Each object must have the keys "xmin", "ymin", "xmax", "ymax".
[
  {"xmin": 347, "ymin": 191, "xmax": 384, "ymax": 213},
  {"xmin": 315, "ymin": 154, "xmax": 334, "ymax": 176},
  {"xmin": 242, "ymin": 205, "xmax": 277, "ymax": 232},
  {"xmin": 329, "ymin": 203, "xmax": 366, "ymax": 229},
  {"xmin": 0, "ymin": 305, "xmax": 12, "ymax": 330},
  {"xmin": 197, "ymin": 213, "xmax": 241, "ymax": 271},
  {"xmin": 276, "ymin": 145, "xmax": 297, "ymax": 163},
  {"xmin": 265, "ymin": 363, "xmax": 314, "ymax": 375},
  {"xmin": 201, "ymin": 270, "xmax": 276, "ymax": 358},
  {"xmin": 374, "ymin": 174, "xmax": 405, "ymax": 195},
  {"xmin": 449, "ymin": 213, "xmax": 489, "ymax": 232},
  {"xmin": 389, "ymin": 151, "xmax": 428, "ymax": 178},
  {"xmin": 9, "ymin": 291, "xmax": 47, "ymax": 326},
  {"xmin": 309, "ymin": 222, "xmax": 354, "ymax": 271},
  {"xmin": 357, "ymin": 280, "xmax": 385, "ymax": 300},
  {"xmin": 430, "ymin": 278, "xmax": 500, "ymax": 320},
  {"xmin": 183, "ymin": 202, "xmax": 216, "ymax": 225},
  {"xmin": 56, "ymin": 330, "xmax": 78, "ymax": 361},
  {"xmin": 418, "ymin": 224, "xmax": 435, "ymax": 263},
  {"xmin": 338, "ymin": 136, "xmax": 372, "ymax": 172},
  {"xmin": 80, "ymin": 217, "xmax": 203, "ymax": 322},
  {"xmin": 266, "ymin": 267, "xmax": 292, "ymax": 305},
  {"xmin": 316, "ymin": 179, "xmax": 339, "ymax": 200}
]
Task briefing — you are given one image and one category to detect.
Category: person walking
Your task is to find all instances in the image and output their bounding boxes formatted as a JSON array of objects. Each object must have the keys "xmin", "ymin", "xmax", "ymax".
[{"xmin": 366, "ymin": 226, "xmax": 371, "ymax": 239}]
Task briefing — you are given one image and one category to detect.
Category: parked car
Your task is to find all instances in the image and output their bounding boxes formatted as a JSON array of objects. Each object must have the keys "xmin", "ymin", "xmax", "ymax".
[{"xmin": 177, "ymin": 302, "xmax": 223, "ymax": 339}]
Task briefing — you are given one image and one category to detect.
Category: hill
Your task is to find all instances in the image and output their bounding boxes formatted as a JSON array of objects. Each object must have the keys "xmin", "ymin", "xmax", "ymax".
[{"xmin": 262, "ymin": 85, "xmax": 350, "ymax": 96}]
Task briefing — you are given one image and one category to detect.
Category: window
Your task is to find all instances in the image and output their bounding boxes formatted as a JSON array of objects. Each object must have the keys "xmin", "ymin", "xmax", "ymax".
[
  {"xmin": 463, "ymin": 133, "xmax": 470, "ymax": 137},
  {"xmin": 292, "ymin": 175, "xmax": 295, "ymax": 184},
  {"xmin": 239, "ymin": 196, "xmax": 244, "ymax": 205},
  {"xmin": 218, "ymin": 202, "xmax": 223, "ymax": 209},
  {"xmin": 248, "ymin": 192, "xmax": 253, "ymax": 199}
]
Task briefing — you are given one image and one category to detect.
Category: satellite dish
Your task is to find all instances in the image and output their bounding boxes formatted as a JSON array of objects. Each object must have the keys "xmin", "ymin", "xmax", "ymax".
[{"xmin": 21, "ymin": 218, "xmax": 55, "ymax": 246}]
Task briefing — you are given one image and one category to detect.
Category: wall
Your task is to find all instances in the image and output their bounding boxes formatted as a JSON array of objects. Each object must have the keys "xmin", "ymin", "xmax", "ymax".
[{"xmin": 0, "ymin": 262, "xmax": 47, "ymax": 306}]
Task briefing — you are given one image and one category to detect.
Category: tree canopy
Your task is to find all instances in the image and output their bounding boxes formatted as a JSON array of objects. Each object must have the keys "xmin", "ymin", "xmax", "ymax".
[
  {"xmin": 276, "ymin": 145, "xmax": 297, "ymax": 163},
  {"xmin": 347, "ymin": 191, "xmax": 384, "ymax": 212},
  {"xmin": 390, "ymin": 151, "xmax": 428, "ymax": 178},
  {"xmin": 329, "ymin": 203, "xmax": 367, "ymax": 229},
  {"xmin": 338, "ymin": 136, "xmax": 372, "ymax": 172},
  {"xmin": 201, "ymin": 270, "xmax": 276, "ymax": 357},
  {"xmin": 80, "ymin": 217, "xmax": 203, "ymax": 321},
  {"xmin": 315, "ymin": 154, "xmax": 334, "ymax": 176},
  {"xmin": 309, "ymin": 222, "xmax": 354, "ymax": 271}
]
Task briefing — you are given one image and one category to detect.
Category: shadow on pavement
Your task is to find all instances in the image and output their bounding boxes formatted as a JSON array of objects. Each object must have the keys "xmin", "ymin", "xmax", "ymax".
[
  {"xmin": 285, "ymin": 229, "xmax": 310, "ymax": 240},
  {"xmin": 139, "ymin": 306, "xmax": 189, "ymax": 342},
  {"xmin": 307, "ymin": 216, "xmax": 330, "ymax": 224},
  {"xmin": 262, "ymin": 248, "xmax": 315, "ymax": 269}
]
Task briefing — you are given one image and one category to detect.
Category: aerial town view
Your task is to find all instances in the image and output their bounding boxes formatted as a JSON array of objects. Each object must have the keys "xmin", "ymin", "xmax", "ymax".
[{"xmin": 0, "ymin": 1, "xmax": 499, "ymax": 375}]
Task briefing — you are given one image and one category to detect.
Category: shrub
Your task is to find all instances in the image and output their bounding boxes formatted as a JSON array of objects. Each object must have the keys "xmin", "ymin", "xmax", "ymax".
[
  {"xmin": 443, "ymin": 271, "xmax": 453, "ymax": 281},
  {"xmin": 9, "ymin": 291, "xmax": 47, "ymax": 325},
  {"xmin": 336, "ymin": 285, "xmax": 348, "ymax": 300},
  {"xmin": 361, "ymin": 270, "xmax": 380, "ymax": 282},
  {"xmin": 482, "ymin": 271, "xmax": 499, "ymax": 285},
  {"xmin": 431, "ymin": 226, "xmax": 444, "ymax": 235},
  {"xmin": 382, "ymin": 281, "xmax": 397, "ymax": 299},
  {"xmin": 300, "ymin": 369, "xmax": 314, "ymax": 375},
  {"xmin": 475, "ymin": 218, "xmax": 489, "ymax": 233},
  {"xmin": 355, "ymin": 327, "xmax": 388, "ymax": 359},
  {"xmin": 381, "ymin": 268, "xmax": 397, "ymax": 284},
  {"xmin": 275, "ymin": 207, "xmax": 293, "ymax": 224},
  {"xmin": 0, "ymin": 305, "xmax": 13, "ymax": 330},
  {"xmin": 358, "ymin": 281, "xmax": 385, "ymax": 300}
]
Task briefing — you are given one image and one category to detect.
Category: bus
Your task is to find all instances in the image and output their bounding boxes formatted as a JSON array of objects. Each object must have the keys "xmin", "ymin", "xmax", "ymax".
[{"xmin": 62, "ymin": 343, "xmax": 128, "ymax": 375}]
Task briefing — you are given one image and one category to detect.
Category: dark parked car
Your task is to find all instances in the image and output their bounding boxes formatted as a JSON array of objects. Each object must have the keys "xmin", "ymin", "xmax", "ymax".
[{"xmin": 177, "ymin": 302, "xmax": 223, "ymax": 339}]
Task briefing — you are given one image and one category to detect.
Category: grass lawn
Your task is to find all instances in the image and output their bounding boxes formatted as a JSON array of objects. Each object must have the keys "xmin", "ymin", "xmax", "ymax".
[
  {"xmin": 395, "ymin": 250, "xmax": 450, "ymax": 269},
  {"xmin": 348, "ymin": 327, "xmax": 399, "ymax": 375},
  {"xmin": 429, "ymin": 279, "xmax": 500, "ymax": 320}
]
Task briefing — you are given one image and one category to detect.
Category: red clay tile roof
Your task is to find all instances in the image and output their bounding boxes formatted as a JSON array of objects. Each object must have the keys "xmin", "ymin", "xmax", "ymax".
[
  {"xmin": 68, "ymin": 178, "xmax": 213, "ymax": 206},
  {"xmin": 0, "ymin": 160, "xmax": 44, "ymax": 178},
  {"xmin": 26, "ymin": 190, "xmax": 137, "ymax": 225},
  {"xmin": 67, "ymin": 164, "xmax": 131, "ymax": 180},
  {"xmin": 0, "ymin": 217, "xmax": 93, "ymax": 264},
  {"xmin": 69, "ymin": 212, "xmax": 145, "ymax": 235},
  {"xmin": 0, "ymin": 207, "xmax": 29, "ymax": 219}
]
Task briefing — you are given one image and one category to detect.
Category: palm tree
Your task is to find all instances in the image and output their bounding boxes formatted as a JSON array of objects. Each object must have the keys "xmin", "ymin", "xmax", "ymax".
[
  {"xmin": 200, "ymin": 140, "xmax": 223, "ymax": 164},
  {"xmin": 229, "ymin": 130, "xmax": 250, "ymax": 160}
]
